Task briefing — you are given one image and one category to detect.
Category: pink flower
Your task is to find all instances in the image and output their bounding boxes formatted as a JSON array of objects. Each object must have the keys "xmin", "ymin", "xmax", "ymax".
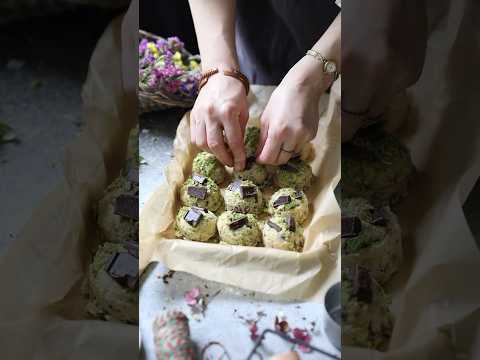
[
  {"xmin": 249, "ymin": 321, "xmax": 259, "ymax": 341},
  {"xmin": 293, "ymin": 328, "xmax": 312, "ymax": 353},
  {"xmin": 165, "ymin": 79, "xmax": 181, "ymax": 93},
  {"xmin": 184, "ymin": 287, "xmax": 201, "ymax": 306}
]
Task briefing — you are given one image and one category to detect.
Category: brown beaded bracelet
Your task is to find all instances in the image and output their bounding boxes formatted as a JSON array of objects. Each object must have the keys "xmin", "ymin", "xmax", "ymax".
[{"xmin": 198, "ymin": 67, "xmax": 250, "ymax": 95}]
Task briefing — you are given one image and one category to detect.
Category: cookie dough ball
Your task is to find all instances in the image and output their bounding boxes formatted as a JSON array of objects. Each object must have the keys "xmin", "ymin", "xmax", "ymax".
[
  {"xmin": 176, "ymin": 206, "xmax": 218, "ymax": 242},
  {"xmin": 97, "ymin": 175, "xmax": 138, "ymax": 243},
  {"xmin": 224, "ymin": 180, "xmax": 263, "ymax": 214},
  {"xmin": 268, "ymin": 188, "xmax": 309, "ymax": 224},
  {"xmin": 342, "ymin": 266, "xmax": 393, "ymax": 351},
  {"xmin": 262, "ymin": 214, "xmax": 304, "ymax": 252},
  {"xmin": 217, "ymin": 211, "xmax": 261, "ymax": 246},
  {"xmin": 180, "ymin": 175, "xmax": 223, "ymax": 212},
  {"xmin": 341, "ymin": 128, "xmax": 414, "ymax": 205},
  {"xmin": 244, "ymin": 126, "xmax": 260, "ymax": 158},
  {"xmin": 235, "ymin": 157, "xmax": 269, "ymax": 186},
  {"xmin": 192, "ymin": 151, "xmax": 227, "ymax": 184},
  {"xmin": 273, "ymin": 158, "xmax": 313, "ymax": 190},
  {"xmin": 341, "ymin": 198, "xmax": 402, "ymax": 284},
  {"xmin": 86, "ymin": 242, "xmax": 139, "ymax": 324}
]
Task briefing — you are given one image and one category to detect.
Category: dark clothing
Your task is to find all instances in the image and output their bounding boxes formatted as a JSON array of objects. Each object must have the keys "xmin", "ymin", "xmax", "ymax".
[
  {"xmin": 236, "ymin": 0, "xmax": 339, "ymax": 85},
  {"xmin": 140, "ymin": 0, "xmax": 339, "ymax": 85}
]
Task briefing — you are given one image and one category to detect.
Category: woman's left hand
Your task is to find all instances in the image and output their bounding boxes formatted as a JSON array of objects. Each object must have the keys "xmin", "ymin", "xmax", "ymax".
[{"xmin": 256, "ymin": 56, "xmax": 332, "ymax": 165}]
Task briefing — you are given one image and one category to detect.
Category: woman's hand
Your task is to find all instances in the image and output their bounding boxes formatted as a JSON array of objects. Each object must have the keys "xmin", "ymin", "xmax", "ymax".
[
  {"xmin": 342, "ymin": 0, "xmax": 427, "ymax": 140},
  {"xmin": 190, "ymin": 71, "xmax": 249, "ymax": 170},
  {"xmin": 256, "ymin": 56, "xmax": 331, "ymax": 165}
]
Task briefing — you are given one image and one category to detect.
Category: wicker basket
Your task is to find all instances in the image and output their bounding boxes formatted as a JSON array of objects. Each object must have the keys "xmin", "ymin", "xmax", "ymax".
[{"xmin": 139, "ymin": 30, "xmax": 200, "ymax": 114}]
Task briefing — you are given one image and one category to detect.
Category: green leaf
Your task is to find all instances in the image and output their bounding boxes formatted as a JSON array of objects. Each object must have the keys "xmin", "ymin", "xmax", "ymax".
[
  {"xmin": 139, "ymin": 155, "xmax": 148, "ymax": 165},
  {"xmin": 0, "ymin": 122, "xmax": 16, "ymax": 144}
]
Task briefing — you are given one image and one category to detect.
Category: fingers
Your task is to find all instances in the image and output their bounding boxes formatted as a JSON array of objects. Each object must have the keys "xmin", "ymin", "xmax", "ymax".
[
  {"xmin": 223, "ymin": 113, "xmax": 246, "ymax": 171},
  {"xmin": 206, "ymin": 119, "xmax": 234, "ymax": 167},
  {"xmin": 190, "ymin": 112, "xmax": 208, "ymax": 150},
  {"xmin": 257, "ymin": 115, "xmax": 310, "ymax": 165},
  {"xmin": 239, "ymin": 106, "xmax": 249, "ymax": 139},
  {"xmin": 256, "ymin": 116, "xmax": 269, "ymax": 157},
  {"xmin": 257, "ymin": 129, "xmax": 283, "ymax": 165},
  {"xmin": 190, "ymin": 113, "xmax": 197, "ymax": 146},
  {"xmin": 276, "ymin": 138, "xmax": 297, "ymax": 165}
]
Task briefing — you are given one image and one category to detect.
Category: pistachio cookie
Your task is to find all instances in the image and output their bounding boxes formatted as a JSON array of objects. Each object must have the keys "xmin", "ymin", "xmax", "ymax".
[
  {"xmin": 86, "ymin": 241, "xmax": 139, "ymax": 324},
  {"xmin": 262, "ymin": 214, "xmax": 304, "ymax": 252},
  {"xmin": 224, "ymin": 179, "xmax": 263, "ymax": 214},
  {"xmin": 192, "ymin": 151, "xmax": 227, "ymax": 184},
  {"xmin": 273, "ymin": 157, "xmax": 313, "ymax": 190},
  {"xmin": 235, "ymin": 157, "xmax": 269, "ymax": 186},
  {"xmin": 342, "ymin": 266, "xmax": 394, "ymax": 351},
  {"xmin": 97, "ymin": 171, "xmax": 138, "ymax": 243},
  {"xmin": 180, "ymin": 174, "xmax": 223, "ymax": 212},
  {"xmin": 341, "ymin": 198, "xmax": 402, "ymax": 284},
  {"xmin": 244, "ymin": 126, "xmax": 260, "ymax": 158},
  {"xmin": 268, "ymin": 188, "xmax": 309, "ymax": 224},
  {"xmin": 176, "ymin": 206, "xmax": 218, "ymax": 242},
  {"xmin": 341, "ymin": 127, "xmax": 414, "ymax": 205},
  {"xmin": 217, "ymin": 211, "xmax": 261, "ymax": 246}
]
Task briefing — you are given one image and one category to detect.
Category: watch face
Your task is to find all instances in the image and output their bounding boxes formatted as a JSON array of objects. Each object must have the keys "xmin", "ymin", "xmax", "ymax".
[{"xmin": 324, "ymin": 61, "xmax": 337, "ymax": 74}]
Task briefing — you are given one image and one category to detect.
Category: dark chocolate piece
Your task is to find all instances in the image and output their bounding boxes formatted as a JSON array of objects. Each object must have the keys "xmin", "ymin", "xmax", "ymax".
[
  {"xmin": 184, "ymin": 208, "xmax": 203, "ymax": 226},
  {"xmin": 228, "ymin": 180, "xmax": 242, "ymax": 192},
  {"xmin": 240, "ymin": 185, "xmax": 257, "ymax": 199},
  {"xmin": 280, "ymin": 162, "xmax": 298, "ymax": 172},
  {"xmin": 229, "ymin": 216, "xmax": 248, "ymax": 230},
  {"xmin": 192, "ymin": 174, "xmax": 207, "ymax": 185},
  {"xmin": 341, "ymin": 216, "xmax": 362, "ymax": 238},
  {"xmin": 286, "ymin": 215, "xmax": 296, "ymax": 232},
  {"xmin": 293, "ymin": 191, "xmax": 303, "ymax": 200},
  {"xmin": 114, "ymin": 194, "xmax": 139, "ymax": 220},
  {"xmin": 106, "ymin": 251, "xmax": 139, "ymax": 290},
  {"xmin": 352, "ymin": 266, "xmax": 373, "ymax": 303},
  {"xmin": 273, "ymin": 195, "xmax": 291, "ymax": 208},
  {"xmin": 187, "ymin": 186, "xmax": 207, "ymax": 200},
  {"xmin": 267, "ymin": 220, "xmax": 282, "ymax": 232},
  {"xmin": 369, "ymin": 208, "xmax": 388, "ymax": 226}
]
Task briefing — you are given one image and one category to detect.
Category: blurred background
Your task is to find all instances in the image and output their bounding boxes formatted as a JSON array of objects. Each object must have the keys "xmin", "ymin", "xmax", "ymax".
[{"xmin": 0, "ymin": 2, "xmax": 126, "ymax": 254}]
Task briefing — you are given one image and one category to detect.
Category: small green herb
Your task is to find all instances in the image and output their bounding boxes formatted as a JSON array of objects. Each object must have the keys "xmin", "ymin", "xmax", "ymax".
[{"xmin": 0, "ymin": 122, "xmax": 16, "ymax": 144}]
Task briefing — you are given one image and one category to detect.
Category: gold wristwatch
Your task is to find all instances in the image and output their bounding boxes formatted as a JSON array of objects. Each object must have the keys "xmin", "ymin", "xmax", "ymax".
[{"xmin": 306, "ymin": 49, "xmax": 339, "ymax": 80}]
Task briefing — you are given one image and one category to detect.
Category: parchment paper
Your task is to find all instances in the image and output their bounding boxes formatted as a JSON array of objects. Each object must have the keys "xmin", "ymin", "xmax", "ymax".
[
  {"xmin": 140, "ymin": 82, "xmax": 341, "ymax": 302},
  {"xmin": 0, "ymin": 4, "xmax": 139, "ymax": 359}
]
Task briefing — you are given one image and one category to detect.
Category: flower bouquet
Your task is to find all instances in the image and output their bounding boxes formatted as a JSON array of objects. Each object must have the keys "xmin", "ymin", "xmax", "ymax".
[{"xmin": 139, "ymin": 30, "xmax": 201, "ymax": 113}]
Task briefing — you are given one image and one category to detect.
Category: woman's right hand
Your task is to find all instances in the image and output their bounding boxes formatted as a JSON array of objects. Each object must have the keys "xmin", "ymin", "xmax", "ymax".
[{"xmin": 190, "ymin": 71, "xmax": 249, "ymax": 171}]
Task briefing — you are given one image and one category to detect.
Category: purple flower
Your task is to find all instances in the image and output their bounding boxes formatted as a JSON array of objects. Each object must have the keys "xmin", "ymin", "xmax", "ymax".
[
  {"xmin": 139, "ymin": 38, "xmax": 148, "ymax": 55},
  {"xmin": 156, "ymin": 38, "xmax": 168, "ymax": 52},
  {"xmin": 167, "ymin": 36, "xmax": 184, "ymax": 51},
  {"xmin": 165, "ymin": 79, "xmax": 181, "ymax": 93}
]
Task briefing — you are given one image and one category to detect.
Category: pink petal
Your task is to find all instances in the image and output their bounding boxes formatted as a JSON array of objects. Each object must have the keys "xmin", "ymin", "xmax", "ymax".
[
  {"xmin": 249, "ymin": 322, "xmax": 259, "ymax": 341},
  {"xmin": 189, "ymin": 287, "xmax": 201, "ymax": 298},
  {"xmin": 184, "ymin": 287, "xmax": 201, "ymax": 305},
  {"xmin": 292, "ymin": 328, "xmax": 312, "ymax": 353},
  {"xmin": 298, "ymin": 344, "xmax": 312, "ymax": 353}
]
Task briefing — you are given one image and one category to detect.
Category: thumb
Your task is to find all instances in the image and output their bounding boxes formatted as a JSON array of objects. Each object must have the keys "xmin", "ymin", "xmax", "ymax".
[
  {"xmin": 256, "ymin": 113, "xmax": 269, "ymax": 157},
  {"xmin": 239, "ymin": 103, "xmax": 249, "ymax": 139}
]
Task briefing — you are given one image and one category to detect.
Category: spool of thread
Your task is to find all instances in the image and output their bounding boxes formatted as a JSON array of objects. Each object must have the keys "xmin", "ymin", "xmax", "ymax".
[
  {"xmin": 153, "ymin": 310, "xmax": 196, "ymax": 360},
  {"xmin": 269, "ymin": 351, "xmax": 300, "ymax": 360}
]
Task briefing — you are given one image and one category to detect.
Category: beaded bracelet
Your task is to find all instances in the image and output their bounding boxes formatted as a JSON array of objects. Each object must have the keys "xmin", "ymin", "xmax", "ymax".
[{"xmin": 199, "ymin": 67, "xmax": 250, "ymax": 95}]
